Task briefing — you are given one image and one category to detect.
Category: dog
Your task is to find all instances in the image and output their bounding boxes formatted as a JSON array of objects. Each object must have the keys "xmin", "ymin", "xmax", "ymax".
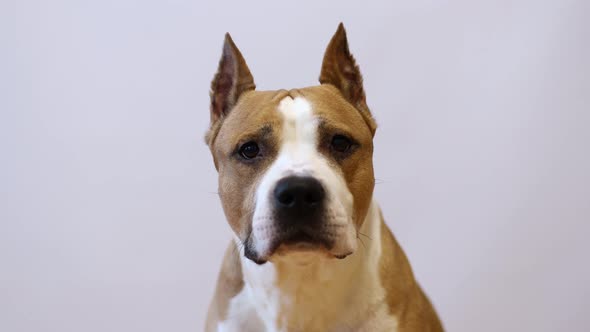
[{"xmin": 204, "ymin": 23, "xmax": 443, "ymax": 332}]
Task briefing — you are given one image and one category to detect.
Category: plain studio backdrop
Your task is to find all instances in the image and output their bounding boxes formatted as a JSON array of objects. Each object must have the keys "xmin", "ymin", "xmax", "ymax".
[{"xmin": 1, "ymin": 0, "xmax": 589, "ymax": 331}]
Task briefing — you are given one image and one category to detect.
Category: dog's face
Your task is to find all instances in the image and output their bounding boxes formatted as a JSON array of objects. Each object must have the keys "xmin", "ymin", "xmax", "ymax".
[{"xmin": 206, "ymin": 24, "xmax": 377, "ymax": 264}]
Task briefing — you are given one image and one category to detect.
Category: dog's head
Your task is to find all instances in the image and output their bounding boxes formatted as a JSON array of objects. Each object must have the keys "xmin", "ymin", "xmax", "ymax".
[{"xmin": 206, "ymin": 24, "xmax": 377, "ymax": 264}]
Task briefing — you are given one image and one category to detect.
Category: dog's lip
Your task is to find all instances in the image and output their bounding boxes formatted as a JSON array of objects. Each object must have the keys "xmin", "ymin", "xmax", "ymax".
[
  {"xmin": 272, "ymin": 232, "xmax": 353, "ymax": 259},
  {"xmin": 281, "ymin": 231, "xmax": 316, "ymax": 244},
  {"xmin": 274, "ymin": 242, "xmax": 331, "ymax": 258},
  {"xmin": 243, "ymin": 230, "xmax": 329, "ymax": 265},
  {"xmin": 273, "ymin": 242, "xmax": 352, "ymax": 261},
  {"xmin": 277, "ymin": 240, "xmax": 324, "ymax": 252},
  {"xmin": 249, "ymin": 240, "xmax": 352, "ymax": 264},
  {"xmin": 269, "ymin": 230, "xmax": 326, "ymax": 255},
  {"xmin": 246, "ymin": 227, "xmax": 352, "ymax": 263}
]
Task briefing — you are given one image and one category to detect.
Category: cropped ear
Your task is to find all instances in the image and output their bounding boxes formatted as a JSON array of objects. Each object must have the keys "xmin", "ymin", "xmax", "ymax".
[
  {"xmin": 320, "ymin": 23, "xmax": 376, "ymax": 135},
  {"xmin": 210, "ymin": 33, "xmax": 255, "ymax": 124}
]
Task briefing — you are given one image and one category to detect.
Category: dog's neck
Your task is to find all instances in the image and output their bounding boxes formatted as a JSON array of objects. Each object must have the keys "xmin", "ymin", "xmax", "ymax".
[{"xmin": 239, "ymin": 199, "xmax": 387, "ymax": 331}]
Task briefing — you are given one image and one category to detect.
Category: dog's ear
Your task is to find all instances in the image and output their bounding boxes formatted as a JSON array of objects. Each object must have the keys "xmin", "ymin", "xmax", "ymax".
[
  {"xmin": 319, "ymin": 23, "xmax": 367, "ymax": 110},
  {"xmin": 319, "ymin": 23, "xmax": 376, "ymax": 135},
  {"xmin": 210, "ymin": 33, "xmax": 255, "ymax": 124}
]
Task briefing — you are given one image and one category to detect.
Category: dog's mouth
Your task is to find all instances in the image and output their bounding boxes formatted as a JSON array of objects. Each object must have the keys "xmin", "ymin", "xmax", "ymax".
[
  {"xmin": 276, "ymin": 231, "xmax": 328, "ymax": 252},
  {"xmin": 282, "ymin": 231, "xmax": 321, "ymax": 245},
  {"xmin": 244, "ymin": 228, "xmax": 347, "ymax": 264},
  {"xmin": 273, "ymin": 229, "xmax": 332, "ymax": 255}
]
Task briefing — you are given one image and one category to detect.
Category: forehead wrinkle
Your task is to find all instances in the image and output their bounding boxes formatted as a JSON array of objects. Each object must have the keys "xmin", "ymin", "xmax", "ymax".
[
  {"xmin": 317, "ymin": 117, "xmax": 357, "ymax": 137},
  {"xmin": 235, "ymin": 124, "xmax": 273, "ymax": 142}
]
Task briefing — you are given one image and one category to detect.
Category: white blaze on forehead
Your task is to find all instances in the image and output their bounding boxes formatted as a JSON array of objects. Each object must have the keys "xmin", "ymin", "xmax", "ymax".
[
  {"xmin": 250, "ymin": 96, "xmax": 357, "ymax": 258},
  {"xmin": 277, "ymin": 96, "xmax": 317, "ymax": 164}
]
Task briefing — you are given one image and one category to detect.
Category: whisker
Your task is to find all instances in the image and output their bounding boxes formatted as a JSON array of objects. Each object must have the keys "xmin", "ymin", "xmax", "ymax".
[
  {"xmin": 358, "ymin": 231, "xmax": 372, "ymax": 241},
  {"xmin": 357, "ymin": 235, "xmax": 367, "ymax": 250},
  {"xmin": 232, "ymin": 240, "xmax": 245, "ymax": 257},
  {"xmin": 374, "ymin": 178, "xmax": 387, "ymax": 185}
]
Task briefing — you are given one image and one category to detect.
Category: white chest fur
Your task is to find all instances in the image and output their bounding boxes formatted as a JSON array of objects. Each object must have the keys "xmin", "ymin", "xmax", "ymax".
[{"xmin": 217, "ymin": 200, "xmax": 398, "ymax": 332}]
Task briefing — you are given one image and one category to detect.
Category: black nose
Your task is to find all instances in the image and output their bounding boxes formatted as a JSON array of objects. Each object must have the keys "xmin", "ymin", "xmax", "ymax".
[{"xmin": 273, "ymin": 176, "xmax": 325, "ymax": 216}]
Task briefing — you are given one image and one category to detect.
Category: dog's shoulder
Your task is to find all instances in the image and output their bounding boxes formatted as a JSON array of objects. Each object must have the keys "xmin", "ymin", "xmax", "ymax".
[
  {"xmin": 205, "ymin": 241, "xmax": 244, "ymax": 331},
  {"xmin": 378, "ymin": 216, "xmax": 444, "ymax": 331}
]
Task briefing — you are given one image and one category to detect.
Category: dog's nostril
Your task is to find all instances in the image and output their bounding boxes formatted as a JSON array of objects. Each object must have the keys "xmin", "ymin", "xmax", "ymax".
[
  {"xmin": 278, "ymin": 192, "xmax": 295, "ymax": 206},
  {"xmin": 304, "ymin": 192, "xmax": 319, "ymax": 205}
]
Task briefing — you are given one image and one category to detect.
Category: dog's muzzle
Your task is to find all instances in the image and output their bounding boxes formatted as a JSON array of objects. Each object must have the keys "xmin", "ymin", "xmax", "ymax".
[
  {"xmin": 244, "ymin": 175, "xmax": 336, "ymax": 264},
  {"xmin": 272, "ymin": 176, "xmax": 333, "ymax": 252}
]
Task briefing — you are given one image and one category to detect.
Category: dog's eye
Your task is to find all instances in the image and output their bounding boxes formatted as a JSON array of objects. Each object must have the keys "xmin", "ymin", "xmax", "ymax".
[
  {"xmin": 331, "ymin": 135, "xmax": 352, "ymax": 153},
  {"xmin": 239, "ymin": 141, "xmax": 260, "ymax": 159}
]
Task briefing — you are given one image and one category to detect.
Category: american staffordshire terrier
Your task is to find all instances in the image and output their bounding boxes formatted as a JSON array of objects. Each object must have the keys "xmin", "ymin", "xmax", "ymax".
[{"xmin": 204, "ymin": 23, "xmax": 443, "ymax": 332}]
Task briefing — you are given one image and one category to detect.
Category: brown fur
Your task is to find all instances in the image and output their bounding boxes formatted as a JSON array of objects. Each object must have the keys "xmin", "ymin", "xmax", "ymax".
[{"xmin": 379, "ymin": 213, "xmax": 444, "ymax": 331}]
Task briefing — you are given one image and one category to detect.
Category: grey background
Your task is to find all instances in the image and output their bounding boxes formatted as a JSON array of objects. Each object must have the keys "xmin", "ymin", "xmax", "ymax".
[{"xmin": 1, "ymin": 0, "xmax": 589, "ymax": 331}]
